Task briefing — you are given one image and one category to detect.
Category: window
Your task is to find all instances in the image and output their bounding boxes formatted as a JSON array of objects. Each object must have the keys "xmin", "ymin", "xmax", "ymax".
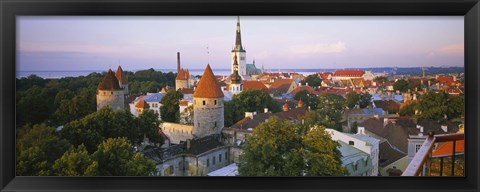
[
  {"xmin": 225, "ymin": 152, "xmax": 228, "ymax": 161},
  {"xmin": 206, "ymin": 159, "xmax": 210, "ymax": 167},
  {"xmin": 349, "ymin": 141, "xmax": 355, "ymax": 145},
  {"xmin": 415, "ymin": 144, "xmax": 422, "ymax": 153},
  {"xmin": 214, "ymin": 100, "xmax": 217, "ymax": 105},
  {"xmin": 219, "ymin": 154, "xmax": 222, "ymax": 162},
  {"xmin": 213, "ymin": 156, "xmax": 216, "ymax": 165},
  {"xmin": 198, "ymin": 122, "xmax": 200, "ymax": 127},
  {"xmin": 214, "ymin": 121, "xmax": 217, "ymax": 127},
  {"xmin": 203, "ymin": 100, "xmax": 206, "ymax": 105}
]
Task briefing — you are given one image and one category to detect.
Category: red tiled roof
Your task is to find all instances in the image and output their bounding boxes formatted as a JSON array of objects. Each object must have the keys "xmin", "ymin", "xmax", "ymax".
[
  {"xmin": 135, "ymin": 100, "xmax": 149, "ymax": 109},
  {"xmin": 193, "ymin": 64, "xmax": 224, "ymax": 98},
  {"xmin": 318, "ymin": 72, "xmax": 333, "ymax": 80},
  {"xmin": 243, "ymin": 80, "xmax": 268, "ymax": 91},
  {"xmin": 270, "ymin": 79, "xmax": 294, "ymax": 89},
  {"xmin": 176, "ymin": 68, "xmax": 190, "ymax": 80},
  {"xmin": 115, "ymin": 66, "xmax": 128, "ymax": 84},
  {"xmin": 179, "ymin": 100, "xmax": 189, "ymax": 106},
  {"xmin": 178, "ymin": 87, "xmax": 194, "ymax": 94},
  {"xmin": 333, "ymin": 70, "xmax": 365, "ymax": 77},
  {"xmin": 291, "ymin": 86, "xmax": 317, "ymax": 96},
  {"xmin": 432, "ymin": 140, "xmax": 464, "ymax": 157},
  {"xmin": 98, "ymin": 69, "xmax": 122, "ymax": 91},
  {"xmin": 436, "ymin": 76, "xmax": 455, "ymax": 86}
]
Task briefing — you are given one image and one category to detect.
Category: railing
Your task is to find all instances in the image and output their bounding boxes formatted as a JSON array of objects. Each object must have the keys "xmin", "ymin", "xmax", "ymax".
[{"xmin": 402, "ymin": 132, "xmax": 464, "ymax": 176}]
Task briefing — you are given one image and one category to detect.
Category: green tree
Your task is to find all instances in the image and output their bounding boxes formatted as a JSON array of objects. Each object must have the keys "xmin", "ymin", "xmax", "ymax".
[
  {"xmin": 345, "ymin": 92, "xmax": 360, "ymax": 109},
  {"xmin": 293, "ymin": 90, "xmax": 319, "ymax": 110},
  {"xmin": 416, "ymin": 91, "xmax": 464, "ymax": 120},
  {"xmin": 358, "ymin": 92, "xmax": 372, "ymax": 108},
  {"xmin": 238, "ymin": 116, "xmax": 346, "ymax": 176},
  {"xmin": 309, "ymin": 93, "xmax": 346, "ymax": 131},
  {"xmin": 393, "ymin": 79, "xmax": 409, "ymax": 93},
  {"xmin": 137, "ymin": 110, "xmax": 163, "ymax": 145},
  {"xmin": 16, "ymin": 124, "xmax": 71, "ymax": 176},
  {"xmin": 92, "ymin": 137, "xmax": 156, "ymax": 176},
  {"xmin": 160, "ymin": 90, "xmax": 184, "ymax": 123},
  {"xmin": 373, "ymin": 76, "xmax": 388, "ymax": 84},
  {"xmin": 60, "ymin": 107, "xmax": 138, "ymax": 152},
  {"xmin": 399, "ymin": 103, "xmax": 417, "ymax": 116},
  {"xmin": 301, "ymin": 74, "xmax": 322, "ymax": 88},
  {"xmin": 52, "ymin": 145, "xmax": 99, "ymax": 176},
  {"xmin": 224, "ymin": 89, "xmax": 281, "ymax": 127}
]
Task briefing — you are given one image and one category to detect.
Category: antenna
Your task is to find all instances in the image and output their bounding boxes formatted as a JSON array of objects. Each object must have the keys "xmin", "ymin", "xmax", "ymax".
[{"xmin": 206, "ymin": 45, "xmax": 210, "ymax": 64}]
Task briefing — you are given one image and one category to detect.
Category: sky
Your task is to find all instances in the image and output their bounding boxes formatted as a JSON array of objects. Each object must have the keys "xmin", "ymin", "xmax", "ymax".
[{"xmin": 16, "ymin": 16, "xmax": 464, "ymax": 71}]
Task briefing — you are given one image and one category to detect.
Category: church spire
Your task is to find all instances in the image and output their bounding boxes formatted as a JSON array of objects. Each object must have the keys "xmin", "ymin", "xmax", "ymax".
[{"xmin": 233, "ymin": 16, "xmax": 245, "ymax": 52}]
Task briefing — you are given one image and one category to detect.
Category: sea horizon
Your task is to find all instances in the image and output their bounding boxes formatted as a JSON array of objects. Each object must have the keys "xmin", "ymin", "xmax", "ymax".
[{"xmin": 16, "ymin": 66, "xmax": 464, "ymax": 79}]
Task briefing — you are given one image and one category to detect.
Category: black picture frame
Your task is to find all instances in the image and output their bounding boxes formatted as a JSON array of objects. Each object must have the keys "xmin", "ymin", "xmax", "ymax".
[{"xmin": 1, "ymin": 0, "xmax": 479, "ymax": 192}]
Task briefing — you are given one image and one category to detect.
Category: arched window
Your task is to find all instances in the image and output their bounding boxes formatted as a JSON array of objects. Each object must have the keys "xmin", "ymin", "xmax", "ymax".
[{"xmin": 203, "ymin": 100, "xmax": 206, "ymax": 105}]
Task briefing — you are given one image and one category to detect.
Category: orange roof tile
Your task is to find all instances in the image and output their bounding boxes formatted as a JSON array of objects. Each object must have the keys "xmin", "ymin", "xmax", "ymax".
[
  {"xmin": 135, "ymin": 100, "xmax": 149, "ymax": 109},
  {"xmin": 270, "ymin": 79, "xmax": 294, "ymax": 89},
  {"xmin": 115, "ymin": 65, "xmax": 128, "ymax": 84},
  {"xmin": 179, "ymin": 100, "xmax": 189, "ymax": 106},
  {"xmin": 432, "ymin": 140, "xmax": 464, "ymax": 157},
  {"xmin": 291, "ymin": 86, "xmax": 316, "ymax": 96},
  {"xmin": 243, "ymin": 80, "xmax": 268, "ymax": 91},
  {"xmin": 98, "ymin": 69, "xmax": 122, "ymax": 91},
  {"xmin": 193, "ymin": 64, "xmax": 224, "ymax": 98},
  {"xmin": 176, "ymin": 68, "xmax": 190, "ymax": 80},
  {"xmin": 436, "ymin": 76, "xmax": 455, "ymax": 85},
  {"xmin": 333, "ymin": 70, "xmax": 365, "ymax": 77}
]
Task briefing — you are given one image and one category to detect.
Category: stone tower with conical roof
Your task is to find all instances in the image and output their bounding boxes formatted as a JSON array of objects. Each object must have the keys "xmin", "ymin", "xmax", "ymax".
[
  {"xmin": 192, "ymin": 64, "xmax": 224, "ymax": 138},
  {"xmin": 97, "ymin": 69, "xmax": 125, "ymax": 111},
  {"xmin": 229, "ymin": 54, "xmax": 243, "ymax": 95},
  {"xmin": 231, "ymin": 16, "xmax": 246, "ymax": 76},
  {"xmin": 115, "ymin": 65, "xmax": 129, "ymax": 95}
]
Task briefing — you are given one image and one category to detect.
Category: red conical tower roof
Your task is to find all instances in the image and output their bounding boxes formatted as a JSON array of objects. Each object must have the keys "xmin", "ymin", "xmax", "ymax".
[
  {"xmin": 193, "ymin": 64, "xmax": 224, "ymax": 98},
  {"xmin": 115, "ymin": 65, "xmax": 128, "ymax": 85},
  {"xmin": 98, "ymin": 69, "xmax": 122, "ymax": 91},
  {"xmin": 298, "ymin": 99, "xmax": 303, "ymax": 108}
]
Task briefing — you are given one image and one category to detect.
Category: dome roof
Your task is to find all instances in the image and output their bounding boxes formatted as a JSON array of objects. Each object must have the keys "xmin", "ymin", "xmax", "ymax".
[{"xmin": 193, "ymin": 64, "xmax": 224, "ymax": 98}]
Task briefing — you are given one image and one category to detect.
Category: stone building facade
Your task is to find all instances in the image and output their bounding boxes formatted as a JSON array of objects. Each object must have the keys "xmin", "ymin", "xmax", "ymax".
[{"xmin": 96, "ymin": 69, "xmax": 125, "ymax": 111}]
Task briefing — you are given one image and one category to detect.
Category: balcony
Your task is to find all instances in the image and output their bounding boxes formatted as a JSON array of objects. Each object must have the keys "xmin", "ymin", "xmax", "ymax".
[{"xmin": 402, "ymin": 132, "xmax": 464, "ymax": 176}]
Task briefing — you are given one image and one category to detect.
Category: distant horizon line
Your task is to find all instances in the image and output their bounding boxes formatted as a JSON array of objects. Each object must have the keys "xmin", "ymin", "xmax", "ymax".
[{"xmin": 17, "ymin": 66, "xmax": 464, "ymax": 72}]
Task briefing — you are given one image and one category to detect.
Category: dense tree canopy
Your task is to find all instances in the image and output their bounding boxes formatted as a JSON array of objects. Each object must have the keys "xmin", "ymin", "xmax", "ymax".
[
  {"xmin": 301, "ymin": 74, "xmax": 322, "ymax": 88},
  {"xmin": 52, "ymin": 144, "xmax": 99, "ymax": 176},
  {"xmin": 16, "ymin": 124, "xmax": 71, "ymax": 176},
  {"xmin": 224, "ymin": 89, "xmax": 281, "ymax": 127},
  {"xmin": 160, "ymin": 90, "xmax": 184, "ymax": 123},
  {"xmin": 312, "ymin": 93, "xmax": 346, "ymax": 131},
  {"xmin": 238, "ymin": 116, "xmax": 346, "ymax": 176},
  {"xmin": 92, "ymin": 137, "xmax": 157, "ymax": 176},
  {"xmin": 293, "ymin": 90, "xmax": 319, "ymax": 110},
  {"xmin": 393, "ymin": 79, "xmax": 409, "ymax": 93},
  {"xmin": 416, "ymin": 91, "xmax": 464, "ymax": 120}
]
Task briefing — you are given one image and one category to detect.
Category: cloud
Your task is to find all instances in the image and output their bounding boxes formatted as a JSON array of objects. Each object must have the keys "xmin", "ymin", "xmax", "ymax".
[
  {"xmin": 289, "ymin": 41, "xmax": 347, "ymax": 54},
  {"xmin": 428, "ymin": 43, "xmax": 464, "ymax": 58}
]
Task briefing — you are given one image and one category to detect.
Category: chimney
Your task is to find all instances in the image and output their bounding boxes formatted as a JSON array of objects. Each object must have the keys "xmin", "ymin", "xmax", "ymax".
[
  {"xmin": 417, "ymin": 125, "xmax": 424, "ymax": 136},
  {"xmin": 177, "ymin": 52, "xmax": 181, "ymax": 73},
  {"xmin": 245, "ymin": 112, "xmax": 254, "ymax": 119},
  {"xmin": 441, "ymin": 125, "xmax": 448, "ymax": 132},
  {"xmin": 357, "ymin": 126, "xmax": 365, "ymax": 135},
  {"xmin": 264, "ymin": 108, "xmax": 269, "ymax": 113}
]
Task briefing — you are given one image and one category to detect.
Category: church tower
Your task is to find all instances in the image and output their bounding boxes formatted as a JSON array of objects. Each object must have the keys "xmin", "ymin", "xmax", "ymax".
[
  {"xmin": 231, "ymin": 16, "xmax": 246, "ymax": 76},
  {"xmin": 115, "ymin": 65, "xmax": 129, "ymax": 95},
  {"xmin": 229, "ymin": 54, "xmax": 243, "ymax": 95},
  {"xmin": 192, "ymin": 64, "xmax": 224, "ymax": 138},
  {"xmin": 97, "ymin": 69, "xmax": 125, "ymax": 111}
]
